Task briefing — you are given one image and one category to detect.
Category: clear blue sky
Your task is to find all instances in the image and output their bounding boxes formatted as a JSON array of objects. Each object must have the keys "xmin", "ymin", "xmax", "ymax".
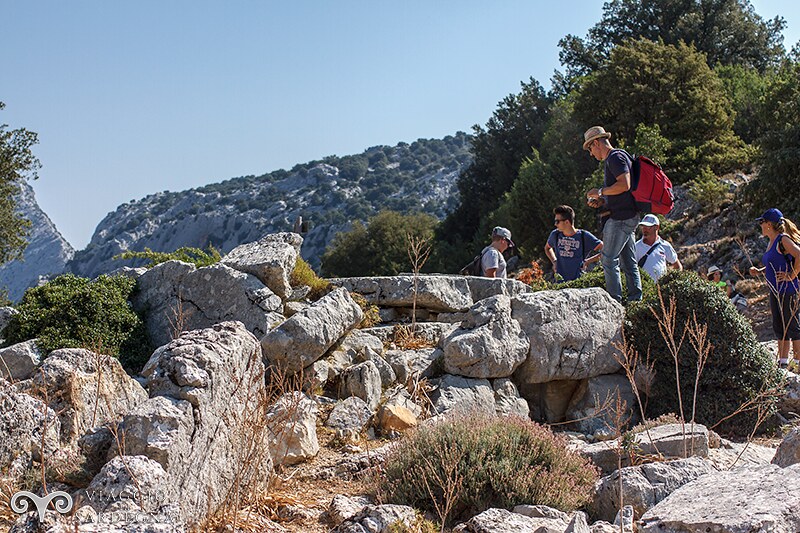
[{"xmin": 2, "ymin": 1, "xmax": 798, "ymax": 249}]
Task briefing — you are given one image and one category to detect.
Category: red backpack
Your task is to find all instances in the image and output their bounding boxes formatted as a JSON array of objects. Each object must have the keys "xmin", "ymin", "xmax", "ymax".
[
  {"xmin": 629, "ymin": 153, "xmax": 674, "ymax": 215},
  {"xmin": 612, "ymin": 150, "xmax": 674, "ymax": 215}
]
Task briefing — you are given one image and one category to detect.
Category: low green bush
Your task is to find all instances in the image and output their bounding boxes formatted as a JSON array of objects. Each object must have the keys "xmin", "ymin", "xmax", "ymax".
[
  {"xmin": 625, "ymin": 270, "xmax": 780, "ymax": 434},
  {"xmin": 289, "ymin": 257, "xmax": 331, "ymax": 300},
  {"xmin": 4, "ymin": 274, "xmax": 152, "ymax": 369},
  {"xmin": 528, "ymin": 267, "xmax": 658, "ymax": 304},
  {"xmin": 115, "ymin": 245, "xmax": 221, "ymax": 269},
  {"xmin": 379, "ymin": 414, "xmax": 598, "ymax": 524}
]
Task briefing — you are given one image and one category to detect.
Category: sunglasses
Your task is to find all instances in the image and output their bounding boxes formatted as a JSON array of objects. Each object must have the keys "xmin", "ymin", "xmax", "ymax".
[{"xmin": 554, "ymin": 218, "xmax": 567, "ymax": 224}]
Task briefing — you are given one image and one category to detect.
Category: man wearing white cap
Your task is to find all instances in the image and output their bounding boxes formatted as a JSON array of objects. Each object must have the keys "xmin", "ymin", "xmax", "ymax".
[
  {"xmin": 480, "ymin": 226, "xmax": 514, "ymax": 278},
  {"xmin": 635, "ymin": 213, "xmax": 682, "ymax": 282},
  {"xmin": 583, "ymin": 126, "xmax": 642, "ymax": 302}
]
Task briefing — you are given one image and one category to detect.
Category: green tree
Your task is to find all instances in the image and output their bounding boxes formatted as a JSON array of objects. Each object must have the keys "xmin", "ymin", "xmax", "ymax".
[
  {"xmin": 559, "ymin": 0, "xmax": 786, "ymax": 79},
  {"xmin": 440, "ymin": 79, "xmax": 551, "ymax": 245},
  {"xmin": 321, "ymin": 211, "xmax": 438, "ymax": 277},
  {"xmin": 715, "ymin": 64, "xmax": 771, "ymax": 144},
  {"xmin": 0, "ymin": 102, "xmax": 40, "ymax": 264},
  {"xmin": 573, "ymin": 39, "xmax": 749, "ymax": 183},
  {"xmin": 745, "ymin": 54, "xmax": 800, "ymax": 220}
]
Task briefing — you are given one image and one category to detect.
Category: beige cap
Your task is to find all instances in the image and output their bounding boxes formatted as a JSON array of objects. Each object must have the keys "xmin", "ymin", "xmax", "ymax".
[{"xmin": 583, "ymin": 126, "xmax": 612, "ymax": 150}]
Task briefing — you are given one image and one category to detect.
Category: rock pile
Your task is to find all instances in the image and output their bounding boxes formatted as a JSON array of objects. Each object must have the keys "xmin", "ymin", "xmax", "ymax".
[{"xmin": 1, "ymin": 231, "xmax": 797, "ymax": 532}]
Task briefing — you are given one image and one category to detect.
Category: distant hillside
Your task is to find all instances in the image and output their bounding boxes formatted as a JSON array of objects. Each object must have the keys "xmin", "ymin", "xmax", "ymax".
[
  {"xmin": 0, "ymin": 181, "xmax": 75, "ymax": 301},
  {"xmin": 67, "ymin": 133, "xmax": 472, "ymax": 278}
]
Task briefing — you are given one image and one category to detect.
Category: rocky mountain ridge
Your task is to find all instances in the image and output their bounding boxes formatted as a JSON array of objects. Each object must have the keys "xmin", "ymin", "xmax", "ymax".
[
  {"xmin": 0, "ymin": 181, "xmax": 75, "ymax": 301},
  {"xmin": 66, "ymin": 133, "xmax": 472, "ymax": 279}
]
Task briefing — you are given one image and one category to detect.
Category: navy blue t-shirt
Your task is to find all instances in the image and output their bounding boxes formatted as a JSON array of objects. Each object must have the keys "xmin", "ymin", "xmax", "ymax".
[
  {"xmin": 604, "ymin": 150, "xmax": 638, "ymax": 220},
  {"xmin": 547, "ymin": 229, "xmax": 602, "ymax": 282}
]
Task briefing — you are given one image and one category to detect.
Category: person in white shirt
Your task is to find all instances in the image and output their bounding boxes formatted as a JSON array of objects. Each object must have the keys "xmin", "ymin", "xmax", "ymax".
[{"xmin": 635, "ymin": 214, "xmax": 682, "ymax": 282}]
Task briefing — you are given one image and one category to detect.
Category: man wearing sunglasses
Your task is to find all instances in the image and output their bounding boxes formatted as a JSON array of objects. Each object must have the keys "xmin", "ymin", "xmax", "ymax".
[
  {"xmin": 583, "ymin": 126, "xmax": 643, "ymax": 302},
  {"xmin": 545, "ymin": 205, "xmax": 603, "ymax": 282}
]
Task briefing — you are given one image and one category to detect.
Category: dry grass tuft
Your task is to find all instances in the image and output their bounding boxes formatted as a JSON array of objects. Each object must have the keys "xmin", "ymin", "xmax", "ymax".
[{"xmin": 392, "ymin": 325, "xmax": 436, "ymax": 350}]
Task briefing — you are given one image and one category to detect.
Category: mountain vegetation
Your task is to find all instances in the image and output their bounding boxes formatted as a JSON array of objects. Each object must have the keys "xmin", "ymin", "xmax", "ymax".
[{"xmin": 65, "ymin": 133, "xmax": 472, "ymax": 278}]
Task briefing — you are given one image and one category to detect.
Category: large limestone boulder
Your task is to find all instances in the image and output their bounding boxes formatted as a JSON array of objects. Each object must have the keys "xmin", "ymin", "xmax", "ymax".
[
  {"xmin": 221, "ymin": 232, "xmax": 302, "ymax": 299},
  {"xmin": 384, "ymin": 347, "xmax": 442, "ymax": 383},
  {"xmin": 640, "ymin": 464, "xmax": 800, "ymax": 532},
  {"xmin": 178, "ymin": 262, "xmax": 282, "ymax": 330},
  {"xmin": 27, "ymin": 348, "xmax": 147, "ymax": 447},
  {"xmin": 454, "ymin": 507, "xmax": 569, "ymax": 532},
  {"xmin": 512, "ymin": 288, "xmax": 624, "ymax": 384},
  {"xmin": 83, "ymin": 455, "xmax": 182, "ymax": 527},
  {"xmin": 778, "ymin": 370, "xmax": 800, "ymax": 417},
  {"xmin": 113, "ymin": 395, "xmax": 194, "ymax": 469},
  {"xmin": 0, "ymin": 378, "xmax": 60, "ymax": 476},
  {"xmin": 593, "ymin": 456, "xmax": 715, "ymax": 522},
  {"xmin": 463, "ymin": 276, "xmax": 533, "ymax": 303},
  {"xmin": 130, "ymin": 259, "xmax": 196, "ymax": 348},
  {"xmin": 129, "ymin": 321, "xmax": 272, "ymax": 526},
  {"xmin": 0, "ymin": 339, "xmax": 41, "ymax": 381},
  {"xmin": 329, "ymin": 275, "xmax": 473, "ymax": 312},
  {"xmin": 266, "ymin": 391, "xmax": 319, "ymax": 466},
  {"xmin": 342, "ymin": 360, "xmax": 383, "ymax": 410},
  {"xmin": 772, "ymin": 425, "xmax": 800, "ymax": 467},
  {"xmin": 580, "ymin": 424, "xmax": 709, "ymax": 474},
  {"xmin": 431, "ymin": 374, "xmax": 496, "ymax": 416},
  {"xmin": 132, "ymin": 260, "xmax": 283, "ymax": 349},
  {"xmin": 708, "ymin": 437, "xmax": 776, "ymax": 469},
  {"xmin": 442, "ymin": 295, "xmax": 529, "ymax": 379},
  {"xmin": 327, "ymin": 396, "xmax": 374, "ymax": 432},
  {"xmin": 565, "ymin": 374, "xmax": 639, "ymax": 436},
  {"xmin": 261, "ymin": 287, "xmax": 363, "ymax": 373}
]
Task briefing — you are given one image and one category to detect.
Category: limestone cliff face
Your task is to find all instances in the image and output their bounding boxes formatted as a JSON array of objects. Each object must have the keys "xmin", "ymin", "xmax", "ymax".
[
  {"xmin": 0, "ymin": 181, "xmax": 75, "ymax": 301},
  {"xmin": 67, "ymin": 134, "xmax": 471, "ymax": 278}
]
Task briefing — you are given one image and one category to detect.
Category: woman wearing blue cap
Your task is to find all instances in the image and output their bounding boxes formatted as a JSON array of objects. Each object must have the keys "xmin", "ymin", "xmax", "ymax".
[{"xmin": 749, "ymin": 208, "xmax": 800, "ymax": 369}]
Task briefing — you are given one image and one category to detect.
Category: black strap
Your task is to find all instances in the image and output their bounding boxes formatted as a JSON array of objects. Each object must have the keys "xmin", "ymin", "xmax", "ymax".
[
  {"xmin": 637, "ymin": 241, "xmax": 661, "ymax": 268},
  {"xmin": 478, "ymin": 247, "xmax": 491, "ymax": 276}
]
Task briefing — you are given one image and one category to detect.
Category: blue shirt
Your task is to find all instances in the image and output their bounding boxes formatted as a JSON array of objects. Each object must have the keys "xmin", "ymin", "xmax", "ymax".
[
  {"xmin": 763, "ymin": 234, "xmax": 799, "ymax": 295},
  {"xmin": 547, "ymin": 229, "xmax": 602, "ymax": 282},
  {"xmin": 604, "ymin": 150, "xmax": 638, "ymax": 220}
]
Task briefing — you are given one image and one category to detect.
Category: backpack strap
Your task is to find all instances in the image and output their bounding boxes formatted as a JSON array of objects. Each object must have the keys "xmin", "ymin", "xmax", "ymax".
[
  {"xmin": 637, "ymin": 241, "xmax": 661, "ymax": 268},
  {"xmin": 778, "ymin": 234, "xmax": 796, "ymax": 265},
  {"xmin": 478, "ymin": 246, "xmax": 492, "ymax": 276}
]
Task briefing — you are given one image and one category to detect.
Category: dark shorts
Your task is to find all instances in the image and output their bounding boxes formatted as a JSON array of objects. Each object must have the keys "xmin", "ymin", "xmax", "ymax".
[{"xmin": 769, "ymin": 292, "xmax": 800, "ymax": 341}]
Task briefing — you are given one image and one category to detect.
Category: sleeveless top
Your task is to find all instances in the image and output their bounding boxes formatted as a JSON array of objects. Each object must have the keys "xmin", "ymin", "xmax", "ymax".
[{"xmin": 762, "ymin": 234, "xmax": 799, "ymax": 295}]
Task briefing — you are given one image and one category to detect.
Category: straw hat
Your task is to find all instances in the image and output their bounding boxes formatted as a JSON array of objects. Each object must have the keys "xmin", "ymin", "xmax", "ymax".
[{"xmin": 583, "ymin": 126, "xmax": 612, "ymax": 150}]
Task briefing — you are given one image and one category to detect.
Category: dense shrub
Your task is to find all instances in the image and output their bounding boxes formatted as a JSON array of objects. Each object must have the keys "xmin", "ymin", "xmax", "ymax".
[
  {"xmin": 625, "ymin": 270, "xmax": 780, "ymax": 434},
  {"xmin": 379, "ymin": 414, "xmax": 598, "ymax": 524},
  {"xmin": 4, "ymin": 274, "xmax": 152, "ymax": 369}
]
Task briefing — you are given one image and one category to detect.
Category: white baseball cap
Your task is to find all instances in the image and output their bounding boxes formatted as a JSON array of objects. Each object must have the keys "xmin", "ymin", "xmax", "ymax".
[{"xmin": 639, "ymin": 214, "xmax": 660, "ymax": 227}]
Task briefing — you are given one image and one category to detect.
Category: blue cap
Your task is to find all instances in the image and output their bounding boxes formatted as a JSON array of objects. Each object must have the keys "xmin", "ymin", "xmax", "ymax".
[{"xmin": 756, "ymin": 208, "xmax": 783, "ymax": 224}]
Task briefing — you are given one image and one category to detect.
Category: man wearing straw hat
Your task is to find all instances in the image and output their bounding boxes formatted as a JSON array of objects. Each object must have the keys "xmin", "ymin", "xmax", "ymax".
[{"xmin": 583, "ymin": 126, "xmax": 642, "ymax": 302}]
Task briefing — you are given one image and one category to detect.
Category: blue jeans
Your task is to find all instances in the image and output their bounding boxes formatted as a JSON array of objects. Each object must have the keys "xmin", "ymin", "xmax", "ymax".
[{"xmin": 601, "ymin": 216, "xmax": 642, "ymax": 302}]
